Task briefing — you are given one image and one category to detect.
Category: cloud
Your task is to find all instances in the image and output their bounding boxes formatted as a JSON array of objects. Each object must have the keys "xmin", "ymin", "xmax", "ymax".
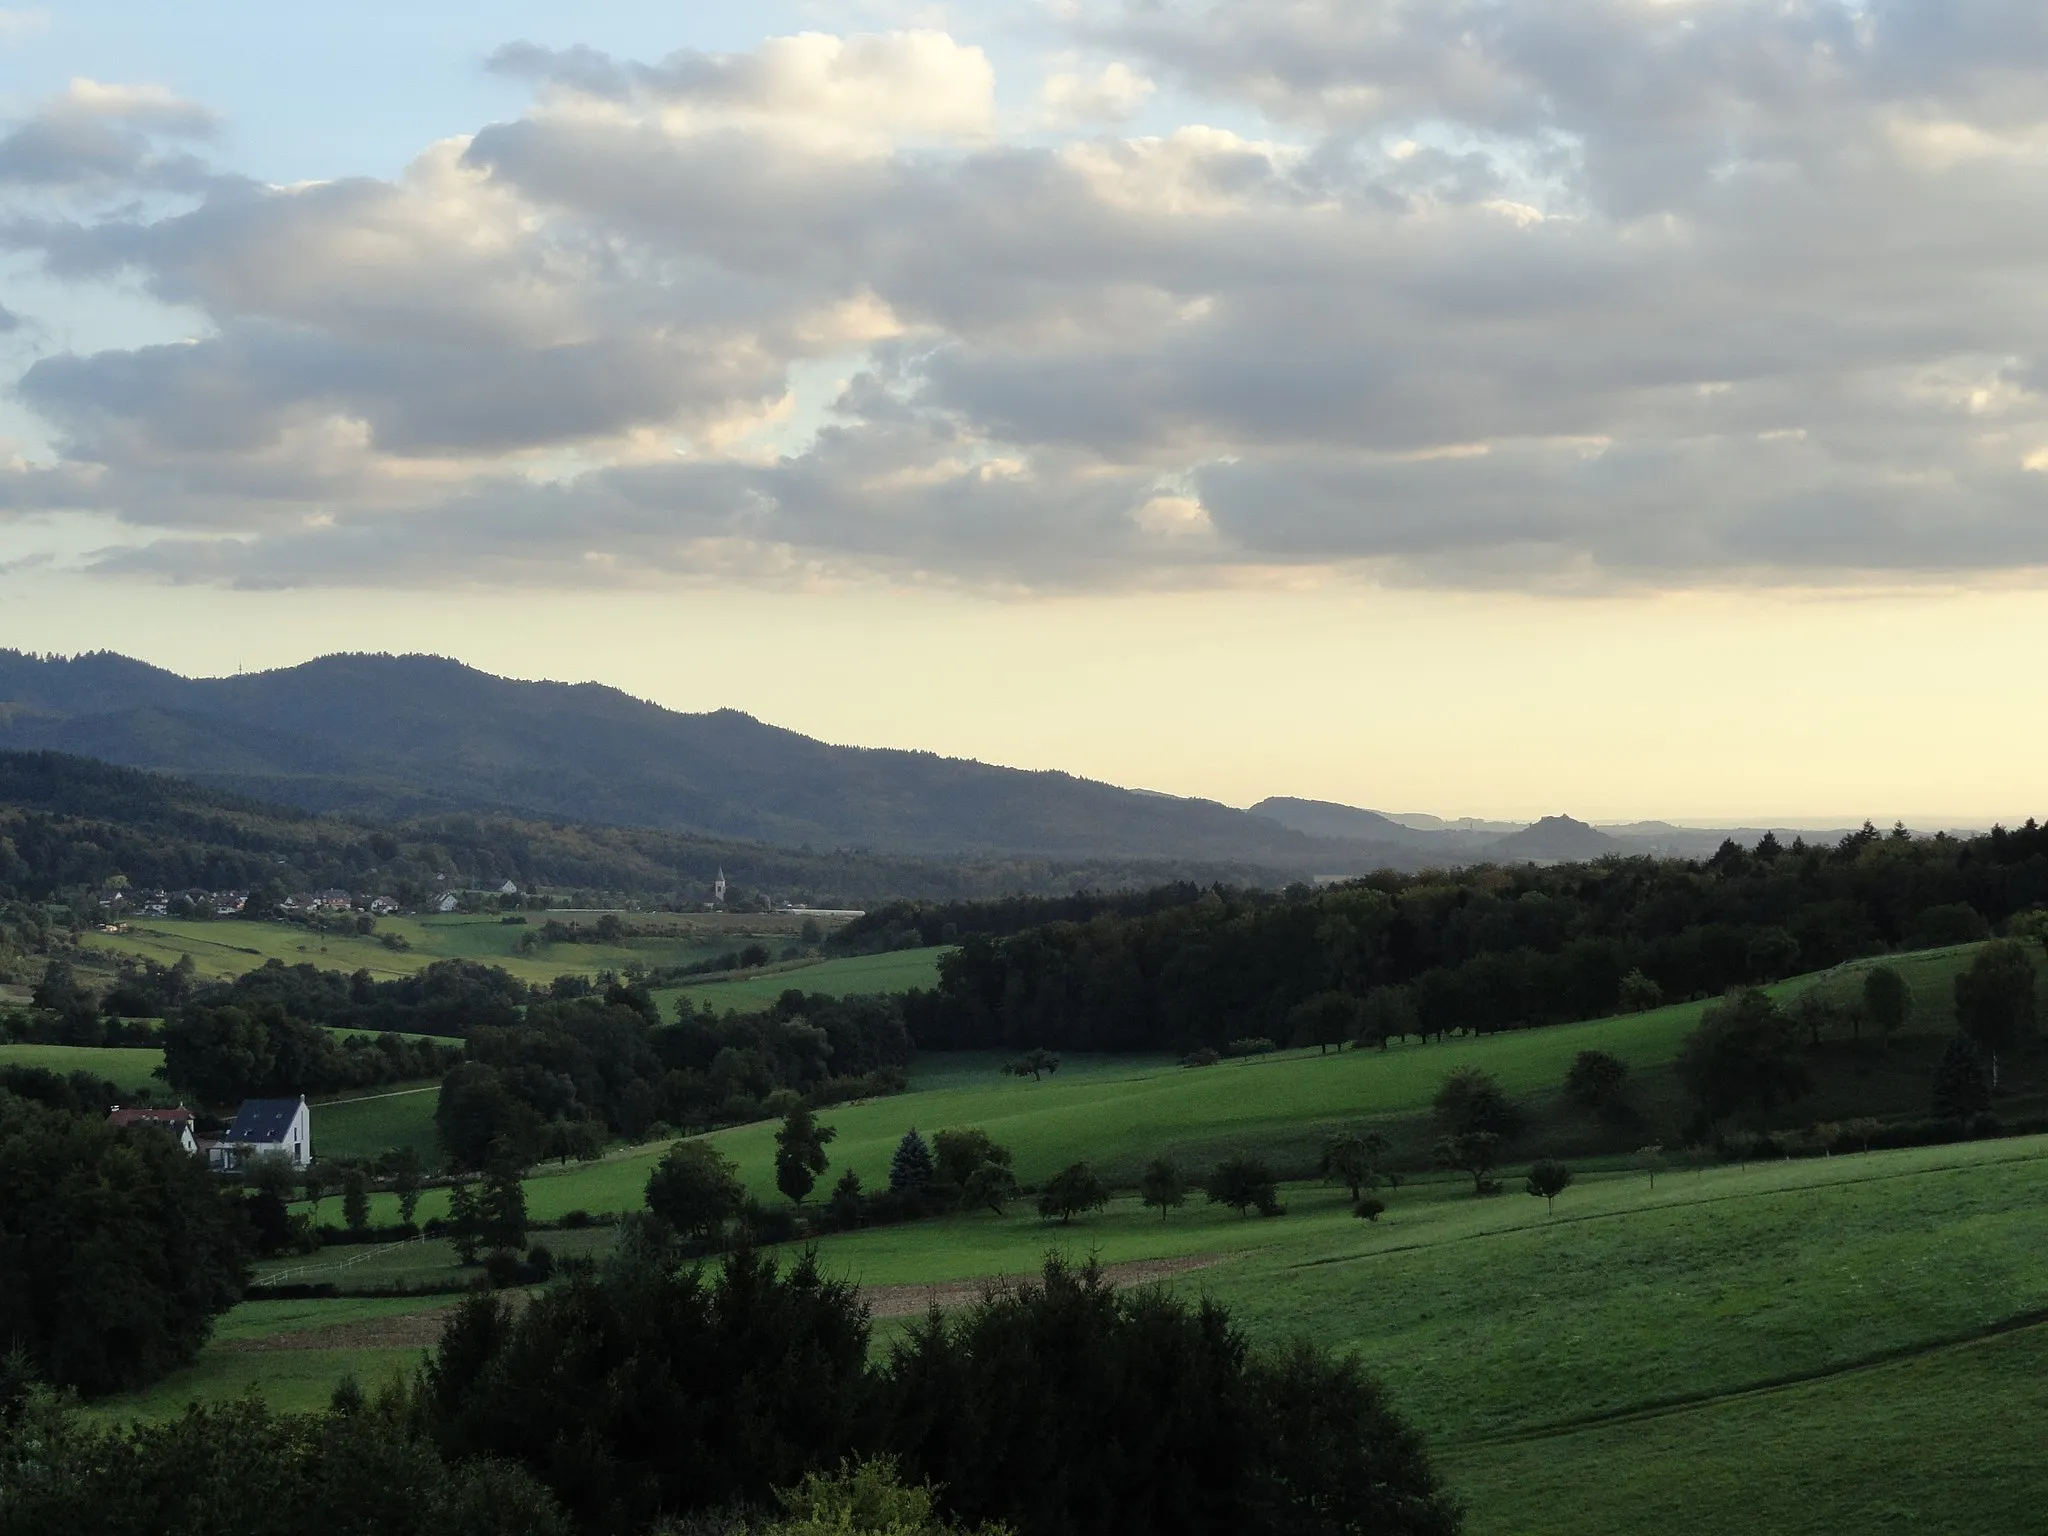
[
  {"xmin": 1040, "ymin": 62, "xmax": 1156, "ymax": 125},
  {"xmin": 7, "ymin": 12, "xmax": 2048, "ymax": 593},
  {"xmin": 0, "ymin": 10, "xmax": 48, "ymax": 43}
]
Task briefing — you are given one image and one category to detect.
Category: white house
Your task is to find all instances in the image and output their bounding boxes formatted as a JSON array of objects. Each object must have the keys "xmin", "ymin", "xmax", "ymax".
[
  {"xmin": 498, "ymin": 880, "xmax": 520, "ymax": 897},
  {"xmin": 107, "ymin": 1104, "xmax": 200, "ymax": 1156},
  {"xmin": 208, "ymin": 1096, "xmax": 312, "ymax": 1171},
  {"xmin": 436, "ymin": 893, "xmax": 460, "ymax": 913}
]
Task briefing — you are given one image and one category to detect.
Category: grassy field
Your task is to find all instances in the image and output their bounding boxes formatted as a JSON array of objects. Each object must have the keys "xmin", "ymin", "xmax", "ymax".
[
  {"xmin": 0, "ymin": 1042, "xmax": 165, "ymax": 1094},
  {"xmin": 107, "ymin": 1132, "xmax": 2048, "ymax": 1536},
  {"xmin": 79, "ymin": 913, "xmax": 825, "ymax": 987},
  {"xmin": 310, "ymin": 1083, "xmax": 443, "ymax": 1162},
  {"xmin": 323, "ymin": 941, "xmax": 2017, "ymax": 1230},
  {"xmin": 655, "ymin": 945, "xmax": 952, "ymax": 1013}
]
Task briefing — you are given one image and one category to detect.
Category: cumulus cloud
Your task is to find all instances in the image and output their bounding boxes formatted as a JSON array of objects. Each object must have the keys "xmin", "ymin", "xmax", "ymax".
[{"xmin": 5, "ymin": 8, "xmax": 2048, "ymax": 590}]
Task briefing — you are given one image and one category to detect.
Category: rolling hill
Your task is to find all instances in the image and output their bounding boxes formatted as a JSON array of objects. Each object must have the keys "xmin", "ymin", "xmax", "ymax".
[{"xmin": 0, "ymin": 651, "xmax": 1415, "ymax": 873}]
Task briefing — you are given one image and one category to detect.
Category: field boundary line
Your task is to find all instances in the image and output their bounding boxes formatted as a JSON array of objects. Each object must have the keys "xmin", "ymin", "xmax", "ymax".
[
  {"xmin": 319, "ymin": 1084, "xmax": 441, "ymax": 1105},
  {"xmin": 1457, "ymin": 1309, "xmax": 2048, "ymax": 1449}
]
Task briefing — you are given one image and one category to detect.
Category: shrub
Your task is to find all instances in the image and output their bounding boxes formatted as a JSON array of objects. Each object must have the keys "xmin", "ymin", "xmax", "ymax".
[
  {"xmin": 1180, "ymin": 1047, "xmax": 1220, "ymax": 1068},
  {"xmin": 1222, "ymin": 1038, "xmax": 1277, "ymax": 1058},
  {"xmin": 1205, "ymin": 1154, "xmax": 1282, "ymax": 1217},
  {"xmin": 1354, "ymin": 1196, "xmax": 1387, "ymax": 1222}
]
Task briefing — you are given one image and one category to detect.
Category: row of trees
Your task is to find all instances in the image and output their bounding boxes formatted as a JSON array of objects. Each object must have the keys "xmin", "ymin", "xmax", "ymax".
[
  {"xmin": 899, "ymin": 824, "xmax": 2048, "ymax": 1055},
  {"xmin": 436, "ymin": 988, "xmax": 914, "ymax": 1170}
]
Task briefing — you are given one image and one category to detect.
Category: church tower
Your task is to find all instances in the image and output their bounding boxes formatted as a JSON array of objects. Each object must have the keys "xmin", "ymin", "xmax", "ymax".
[{"xmin": 713, "ymin": 868, "xmax": 727, "ymax": 904}]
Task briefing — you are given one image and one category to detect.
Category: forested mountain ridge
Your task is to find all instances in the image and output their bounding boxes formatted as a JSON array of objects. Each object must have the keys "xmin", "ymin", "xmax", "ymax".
[
  {"xmin": 0, "ymin": 651, "xmax": 1418, "ymax": 871},
  {"xmin": 0, "ymin": 750, "xmax": 1315, "ymax": 908}
]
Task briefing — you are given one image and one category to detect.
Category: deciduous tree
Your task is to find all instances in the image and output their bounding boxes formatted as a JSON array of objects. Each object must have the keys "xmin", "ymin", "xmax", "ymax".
[
  {"xmin": 1954, "ymin": 939, "xmax": 2035, "ymax": 1088},
  {"xmin": 1205, "ymin": 1153, "xmax": 1281, "ymax": 1217},
  {"xmin": 1139, "ymin": 1156, "xmax": 1186, "ymax": 1220},
  {"xmin": 1524, "ymin": 1158, "xmax": 1573, "ymax": 1214},
  {"xmin": 644, "ymin": 1139, "xmax": 745, "ymax": 1241},
  {"xmin": 1036, "ymin": 1162, "xmax": 1110, "ymax": 1224},
  {"xmin": 775, "ymin": 1105, "xmax": 837, "ymax": 1206}
]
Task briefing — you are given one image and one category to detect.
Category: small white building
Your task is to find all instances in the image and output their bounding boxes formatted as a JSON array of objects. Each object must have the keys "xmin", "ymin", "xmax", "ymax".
[
  {"xmin": 107, "ymin": 1105, "xmax": 199, "ymax": 1156},
  {"xmin": 208, "ymin": 1096, "xmax": 312, "ymax": 1171},
  {"xmin": 498, "ymin": 880, "xmax": 520, "ymax": 897},
  {"xmin": 437, "ymin": 893, "xmax": 461, "ymax": 913}
]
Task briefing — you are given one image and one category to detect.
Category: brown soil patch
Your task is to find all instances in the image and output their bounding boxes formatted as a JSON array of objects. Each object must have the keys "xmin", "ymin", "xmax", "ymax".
[
  {"xmin": 860, "ymin": 1253, "xmax": 1227, "ymax": 1320},
  {"xmin": 222, "ymin": 1305, "xmax": 462, "ymax": 1352}
]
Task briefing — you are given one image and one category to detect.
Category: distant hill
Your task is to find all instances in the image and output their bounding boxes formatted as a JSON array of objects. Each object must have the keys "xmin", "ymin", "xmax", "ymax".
[
  {"xmin": 1485, "ymin": 814, "xmax": 1623, "ymax": 863},
  {"xmin": 0, "ymin": 652, "xmax": 1418, "ymax": 874},
  {"xmin": 0, "ymin": 750, "xmax": 1341, "ymax": 908},
  {"xmin": 1248, "ymin": 797, "xmax": 1438, "ymax": 848}
]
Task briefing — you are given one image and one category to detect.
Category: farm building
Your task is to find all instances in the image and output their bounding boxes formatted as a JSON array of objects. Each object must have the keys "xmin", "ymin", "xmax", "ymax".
[
  {"xmin": 106, "ymin": 1105, "xmax": 199, "ymax": 1156},
  {"xmin": 208, "ymin": 1096, "xmax": 312, "ymax": 1171}
]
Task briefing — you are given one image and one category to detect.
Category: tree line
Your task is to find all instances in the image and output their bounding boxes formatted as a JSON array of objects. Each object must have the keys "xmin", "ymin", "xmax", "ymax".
[{"xmin": 900, "ymin": 822, "xmax": 2048, "ymax": 1054}]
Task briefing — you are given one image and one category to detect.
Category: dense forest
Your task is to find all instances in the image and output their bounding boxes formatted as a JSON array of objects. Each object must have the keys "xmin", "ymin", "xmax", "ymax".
[
  {"xmin": 0, "ymin": 750, "xmax": 1307, "ymax": 909},
  {"xmin": 901, "ymin": 823, "xmax": 2048, "ymax": 1053}
]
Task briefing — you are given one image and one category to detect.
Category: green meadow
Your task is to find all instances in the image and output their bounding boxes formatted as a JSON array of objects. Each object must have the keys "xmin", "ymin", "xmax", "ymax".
[
  {"xmin": 118, "ymin": 1134, "xmax": 2048, "ymax": 1536},
  {"xmin": 0, "ymin": 1042, "xmax": 165, "ymax": 1095},
  {"xmin": 657, "ymin": 945, "xmax": 951, "ymax": 1012},
  {"xmin": 79, "ymin": 912, "xmax": 819, "ymax": 986},
  {"xmin": 310, "ymin": 1083, "xmax": 443, "ymax": 1162}
]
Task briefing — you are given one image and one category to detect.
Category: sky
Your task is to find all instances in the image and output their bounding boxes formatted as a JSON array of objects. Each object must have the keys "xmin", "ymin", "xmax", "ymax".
[{"xmin": 3, "ymin": 1, "xmax": 2048, "ymax": 823}]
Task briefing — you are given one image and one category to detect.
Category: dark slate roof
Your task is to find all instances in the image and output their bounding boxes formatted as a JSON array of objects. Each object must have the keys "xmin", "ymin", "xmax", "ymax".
[{"xmin": 220, "ymin": 1099, "xmax": 304, "ymax": 1144}]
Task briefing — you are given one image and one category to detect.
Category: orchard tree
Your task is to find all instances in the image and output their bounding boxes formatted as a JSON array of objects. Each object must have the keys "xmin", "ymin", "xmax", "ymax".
[
  {"xmin": 1618, "ymin": 969, "xmax": 1664, "ymax": 1014},
  {"xmin": 1562, "ymin": 1051, "xmax": 1629, "ymax": 1113},
  {"xmin": 1287, "ymin": 991, "xmax": 1361, "ymax": 1054},
  {"xmin": 1862, "ymin": 965, "xmax": 1911, "ymax": 1051},
  {"xmin": 1002, "ymin": 1049, "xmax": 1061, "ymax": 1082},
  {"xmin": 1036, "ymin": 1162, "xmax": 1109, "ymax": 1224},
  {"xmin": 644, "ymin": 1140, "xmax": 745, "ymax": 1242},
  {"xmin": 962, "ymin": 1162, "xmax": 1019, "ymax": 1215},
  {"xmin": 932, "ymin": 1128, "xmax": 1013, "ymax": 1190},
  {"xmin": 1954, "ymin": 940, "xmax": 2035, "ymax": 1088},
  {"xmin": 1632, "ymin": 1144, "xmax": 1666, "ymax": 1191},
  {"xmin": 1931, "ymin": 1034, "xmax": 1992, "ymax": 1121},
  {"xmin": 1355, "ymin": 987, "xmax": 1418, "ymax": 1050},
  {"xmin": 1139, "ymin": 1156, "xmax": 1187, "ymax": 1220},
  {"xmin": 1434, "ymin": 1068, "xmax": 1525, "ymax": 1139},
  {"xmin": 774, "ymin": 1106, "xmax": 837, "ymax": 1206},
  {"xmin": 1435, "ymin": 1132, "xmax": 1502, "ymax": 1196},
  {"xmin": 1524, "ymin": 1159, "xmax": 1573, "ymax": 1214},
  {"xmin": 1318, "ymin": 1131, "xmax": 1386, "ymax": 1200},
  {"xmin": 1675, "ymin": 987, "xmax": 1811, "ymax": 1130},
  {"xmin": 1205, "ymin": 1153, "xmax": 1282, "ymax": 1217}
]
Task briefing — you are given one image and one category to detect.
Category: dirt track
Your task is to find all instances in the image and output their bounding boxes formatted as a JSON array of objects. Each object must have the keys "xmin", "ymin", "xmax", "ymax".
[
  {"xmin": 857, "ymin": 1253, "xmax": 1225, "ymax": 1319},
  {"xmin": 226, "ymin": 1254, "xmax": 1229, "ymax": 1350}
]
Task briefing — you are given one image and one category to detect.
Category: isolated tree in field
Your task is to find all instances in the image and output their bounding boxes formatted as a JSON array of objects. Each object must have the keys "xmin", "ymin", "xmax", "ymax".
[
  {"xmin": 1206, "ymin": 1153, "xmax": 1282, "ymax": 1217},
  {"xmin": 342, "ymin": 1167, "xmax": 370, "ymax": 1234},
  {"xmin": 1139, "ymin": 1156, "xmax": 1187, "ymax": 1220},
  {"xmin": 1954, "ymin": 939, "xmax": 2035, "ymax": 1089},
  {"xmin": 388, "ymin": 1145, "xmax": 424, "ymax": 1227},
  {"xmin": 889, "ymin": 1128, "xmax": 937, "ymax": 1193},
  {"xmin": 448, "ymin": 1181, "xmax": 483, "ymax": 1264},
  {"xmin": 828, "ymin": 1167, "xmax": 864, "ymax": 1230},
  {"xmin": 1435, "ymin": 1131, "xmax": 1502, "ymax": 1195},
  {"xmin": 1433, "ymin": 1067, "xmax": 1525, "ymax": 1139},
  {"xmin": 1524, "ymin": 1159, "xmax": 1573, "ymax": 1214},
  {"xmin": 774, "ymin": 1105, "xmax": 837, "ymax": 1205},
  {"xmin": 644, "ymin": 1139, "xmax": 745, "ymax": 1241},
  {"xmin": 1002, "ymin": 1049, "xmax": 1061, "ymax": 1082},
  {"xmin": 1862, "ymin": 965, "xmax": 1911, "ymax": 1051},
  {"xmin": 1036, "ymin": 1162, "xmax": 1109, "ymax": 1224},
  {"xmin": 963, "ymin": 1162, "xmax": 1019, "ymax": 1215},
  {"xmin": 932, "ymin": 1127, "xmax": 1013, "ymax": 1190},
  {"xmin": 1618, "ymin": 969, "xmax": 1664, "ymax": 1014},
  {"xmin": 1675, "ymin": 987, "xmax": 1811, "ymax": 1129},
  {"xmin": 1356, "ymin": 986, "xmax": 1418, "ymax": 1050},
  {"xmin": 1562, "ymin": 1050, "xmax": 1629, "ymax": 1113},
  {"xmin": 1288, "ymin": 990, "xmax": 1361, "ymax": 1054},
  {"xmin": 1318, "ymin": 1131, "xmax": 1386, "ymax": 1200},
  {"xmin": 1632, "ymin": 1144, "xmax": 1665, "ymax": 1191},
  {"xmin": 1931, "ymin": 1034, "xmax": 1992, "ymax": 1121},
  {"xmin": 482, "ymin": 1160, "xmax": 528, "ymax": 1252}
]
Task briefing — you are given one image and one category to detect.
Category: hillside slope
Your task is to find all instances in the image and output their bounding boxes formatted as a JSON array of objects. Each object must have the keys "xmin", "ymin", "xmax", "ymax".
[{"xmin": 0, "ymin": 651, "xmax": 1414, "ymax": 871}]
